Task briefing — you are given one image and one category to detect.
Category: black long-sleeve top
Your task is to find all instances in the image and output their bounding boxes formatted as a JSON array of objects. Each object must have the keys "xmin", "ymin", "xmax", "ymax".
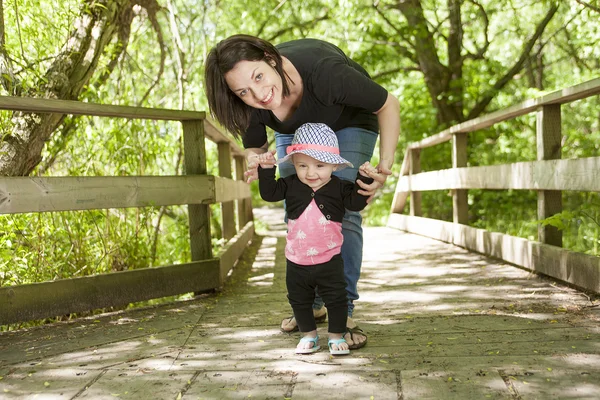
[
  {"xmin": 242, "ymin": 39, "xmax": 388, "ymax": 149},
  {"xmin": 258, "ymin": 166, "xmax": 374, "ymax": 222}
]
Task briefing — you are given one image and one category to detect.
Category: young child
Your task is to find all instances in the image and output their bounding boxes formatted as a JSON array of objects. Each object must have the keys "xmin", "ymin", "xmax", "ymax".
[{"xmin": 257, "ymin": 122, "xmax": 378, "ymax": 355}]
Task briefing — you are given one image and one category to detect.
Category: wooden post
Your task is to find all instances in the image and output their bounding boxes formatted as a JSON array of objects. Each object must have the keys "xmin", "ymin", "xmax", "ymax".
[
  {"xmin": 182, "ymin": 120, "xmax": 212, "ymax": 261},
  {"xmin": 452, "ymin": 132, "xmax": 468, "ymax": 224},
  {"xmin": 218, "ymin": 142, "xmax": 236, "ymax": 240},
  {"xmin": 235, "ymin": 156, "xmax": 251, "ymax": 229},
  {"xmin": 390, "ymin": 148, "xmax": 411, "ymax": 214},
  {"xmin": 409, "ymin": 148, "xmax": 422, "ymax": 217},
  {"xmin": 536, "ymin": 104, "xmax": 562, "ymax": 247}
]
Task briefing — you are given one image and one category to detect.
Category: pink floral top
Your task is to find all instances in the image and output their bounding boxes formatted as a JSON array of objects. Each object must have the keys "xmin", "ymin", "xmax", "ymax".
[{"xmin": 285, "ymin": 199, "xmax": 343, "ymax": 265}]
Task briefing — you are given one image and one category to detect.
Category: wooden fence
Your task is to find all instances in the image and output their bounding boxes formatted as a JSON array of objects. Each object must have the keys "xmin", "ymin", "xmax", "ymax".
[
  {"xmin": 389, "ymin": 78, "xmax": 600, "ymax": 294},
  {"xmin": 0, "ymin": 97, "xmax": 253, "ymax": 325}
]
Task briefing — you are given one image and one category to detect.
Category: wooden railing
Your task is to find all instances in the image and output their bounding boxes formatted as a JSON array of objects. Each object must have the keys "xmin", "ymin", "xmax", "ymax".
[
  {"xmin": 389, "ymin": 78, "xmax": 600, "ymax": 294},
  {"xmin": 0, "ymin": 97, "xmax": 253, "ymax": 325}
]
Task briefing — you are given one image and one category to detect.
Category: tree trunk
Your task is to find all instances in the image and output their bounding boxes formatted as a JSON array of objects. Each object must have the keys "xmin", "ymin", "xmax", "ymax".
[
  {"xmin": 446, "ymin": 0, "xmax": 464, "ymax": 121},
  {"xmin": 394, "ymin": 0, "xmax": 462, "ymax": 125},
  {"xmin": 0, "ymin": 0, "xmax": 135, "ymax": 176}
]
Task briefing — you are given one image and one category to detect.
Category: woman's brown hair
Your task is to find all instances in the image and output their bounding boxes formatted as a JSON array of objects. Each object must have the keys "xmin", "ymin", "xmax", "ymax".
[{"xmin": 204, "ymin": 34, "xmax": 292, "ymax": 138}]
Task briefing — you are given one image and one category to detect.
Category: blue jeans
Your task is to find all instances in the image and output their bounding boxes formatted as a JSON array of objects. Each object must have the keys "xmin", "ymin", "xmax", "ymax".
[{"xmin": 275, "ymin": 127, "xmax": 378, "ymax": 317}]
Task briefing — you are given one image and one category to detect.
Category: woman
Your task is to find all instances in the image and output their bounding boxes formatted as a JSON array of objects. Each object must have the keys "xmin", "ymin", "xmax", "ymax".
[{"xmin": 204, "ymin": 34, "xmax": 400, "ymax": 350}]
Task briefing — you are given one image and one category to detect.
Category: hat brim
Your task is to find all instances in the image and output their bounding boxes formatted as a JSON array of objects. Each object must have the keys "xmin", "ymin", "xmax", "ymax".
[{"xmin": 277, "ymin": 149, "xmax": 353, "ymax": 170}]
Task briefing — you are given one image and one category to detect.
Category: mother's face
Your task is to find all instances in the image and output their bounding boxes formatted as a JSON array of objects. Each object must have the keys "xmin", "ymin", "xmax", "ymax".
[{"xmin": 224, "ymin": 59, "xmax": 283, "ymax": 110}]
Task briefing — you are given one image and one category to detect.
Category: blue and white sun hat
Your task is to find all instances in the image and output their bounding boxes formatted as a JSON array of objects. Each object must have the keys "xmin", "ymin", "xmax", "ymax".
[{"xmin": 276, "ymin": 123, "xmax": 353, "ymax": 170}]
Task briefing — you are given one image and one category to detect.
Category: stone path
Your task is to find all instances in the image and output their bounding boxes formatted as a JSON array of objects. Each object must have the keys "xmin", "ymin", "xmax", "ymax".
[{"xmin": 1, "ymin": 206, "xmax": 599, "ymax": 399}]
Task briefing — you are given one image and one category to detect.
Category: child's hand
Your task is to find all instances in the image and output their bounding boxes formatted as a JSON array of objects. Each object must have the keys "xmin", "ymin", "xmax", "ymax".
[
  {"xmin": 257, "ymin": 150, "xmax": 277, "ymax": 169},
  {"xmin": 358, "ymin": 161, "xmax": 379, "ymax": 178}
]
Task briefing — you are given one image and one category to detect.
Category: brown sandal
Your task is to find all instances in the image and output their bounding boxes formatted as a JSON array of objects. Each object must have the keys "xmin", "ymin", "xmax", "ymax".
[
  {"xmin": 345, "ymin": 326, "xmax": 367, "ymax": 349},
  {"xmin": 280, "ymin": 311, "xmax": 327, "ymax": 333}
]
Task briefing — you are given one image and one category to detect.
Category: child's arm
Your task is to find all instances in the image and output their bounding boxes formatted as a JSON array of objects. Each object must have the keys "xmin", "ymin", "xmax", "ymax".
[
  {"xmin": 257, "ymin": 155, "xmax": 288, "ymax": 202},
  {"xmin": 342, "ymin": 162, "xmax": 379, "ymax": 211}
]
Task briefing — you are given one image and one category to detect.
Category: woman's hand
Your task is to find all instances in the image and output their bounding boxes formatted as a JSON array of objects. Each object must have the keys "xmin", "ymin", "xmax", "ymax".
[
  {"xmin": 357, "ymin": 161, "xmax": 391, "ymax": 202},
  {"xmin": 244, "ymin": 149, "xmax": 276, "ymax": 183},
  {"xmin": 244, "ymin": 154, "xmax": 260, "ymax": 183}
]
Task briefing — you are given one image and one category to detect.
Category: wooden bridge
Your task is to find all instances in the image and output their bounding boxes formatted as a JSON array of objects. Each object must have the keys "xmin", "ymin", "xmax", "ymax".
[{"xmin": 1, "ymin": 79, "xmax": 600, "ymax": 398}]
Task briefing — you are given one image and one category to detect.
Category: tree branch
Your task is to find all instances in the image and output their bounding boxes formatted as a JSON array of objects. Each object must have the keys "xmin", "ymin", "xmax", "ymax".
[
  {"xmin": 265, "ymin": 13, "xmax": 330, "ymax": 42},
  {"xmin": 136, "ymin": 0, "xmax": 167, "ymax": 105},
  {"xmin": 371, "ymin": 66, "xmax": 421, "ymax": 80},
  {"xmin": 94, "ymin": 9, "xmax": 134, "ymax": 90},
  {"xmin": 575, "ymin": 0, "xmax": 600, "ymax": 13},
  {"xmin": 0, "ymin": 0, "xmax": 16, "ymax": 93},
  {"xmin": 463, "ymin": 0, "xmax": 490, "ymax": 60},
  {"xmin": 448, "ymin": 0, "xmax": 463, "ymax": 65},
  {"xmin": 12, "ymin": 0, "xmax": 27, "ymax": 65},
  {"xmin": 467, "ymin": 3, "xmax": 559, "ymax": 120},
  {"xmin": 560, "ymin": 31, "xmax": 591, "ymax": 71},
  {"xmin": 372, "ymin": 4, "xmax": 418, "ymax": 63},
  {"xmin": 166, "ymin": 0, "xmax": 186, "ymax": 107},
  {"xmin": 446, "ymin": 0, "xmax": 464, "ymax": 119},
  {"xmin": 255, "ymin": 19, "xmax": 269, "ymax": 38}
]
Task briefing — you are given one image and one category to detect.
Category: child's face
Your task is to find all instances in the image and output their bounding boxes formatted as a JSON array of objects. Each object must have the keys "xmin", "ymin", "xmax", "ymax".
[{"xmin": 292, "ymin": 153, "xmax": 336, "ymax": 191}]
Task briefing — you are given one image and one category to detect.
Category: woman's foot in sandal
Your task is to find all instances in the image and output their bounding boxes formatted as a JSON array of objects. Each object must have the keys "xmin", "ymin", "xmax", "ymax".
[
  {"xmin": 281, "ymin": 307, "xmax": 327, "ymax": 333},
  {"xmin": 328, "ymin": 333, "xmax": 350, "ymax": 355},
  {"xmin": 344, "ymin": 317, "xmax": 367, "ymax": 350},
  {"xmin": 296, "ymin": 331, "xmax": 320, "ymax": 354}
]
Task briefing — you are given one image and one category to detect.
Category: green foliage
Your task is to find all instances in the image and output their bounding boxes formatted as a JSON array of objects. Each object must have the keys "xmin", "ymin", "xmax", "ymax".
[
  {"xmin": 558, "ymin": 193, "xmax": 600, "ymax": 255},
  {"xmin": 470, "ymin": 189, "xmax": 538, "ymax": 240},
  {"xmin": 0, "ymin": 207, "xmax": 192, "ymax": 286},
  {"xmin": 3, "ymin": 0, "xmax": 81, "ymax": 92},
  {"xmin": 538, "ymin": 199, "xmax": 600, "ymax": 256},
  {"xmin": 362, "ymin": 186, "xmax": 396, "ymax": 226}
]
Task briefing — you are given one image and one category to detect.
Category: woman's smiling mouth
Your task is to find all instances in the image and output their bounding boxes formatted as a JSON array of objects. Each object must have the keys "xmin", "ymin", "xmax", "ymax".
[{"xmin": 261, "ymin": 88, "xmax": 274, "ymax": 105}]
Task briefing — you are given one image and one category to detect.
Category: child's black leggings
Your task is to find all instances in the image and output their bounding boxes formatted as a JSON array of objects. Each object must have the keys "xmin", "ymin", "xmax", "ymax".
[{"xmin": 286, "ymin": 254, "xmax": 348, "ymax": 334}]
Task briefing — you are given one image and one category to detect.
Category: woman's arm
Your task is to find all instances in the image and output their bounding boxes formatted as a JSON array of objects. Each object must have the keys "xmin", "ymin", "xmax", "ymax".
[
  {"xmin": 357, "ymin": 93, "xmax": 401, "ymax": 199},
  {"xmin": 375, "ymin": 92, "xmax": 401, "ymax": 174}
]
